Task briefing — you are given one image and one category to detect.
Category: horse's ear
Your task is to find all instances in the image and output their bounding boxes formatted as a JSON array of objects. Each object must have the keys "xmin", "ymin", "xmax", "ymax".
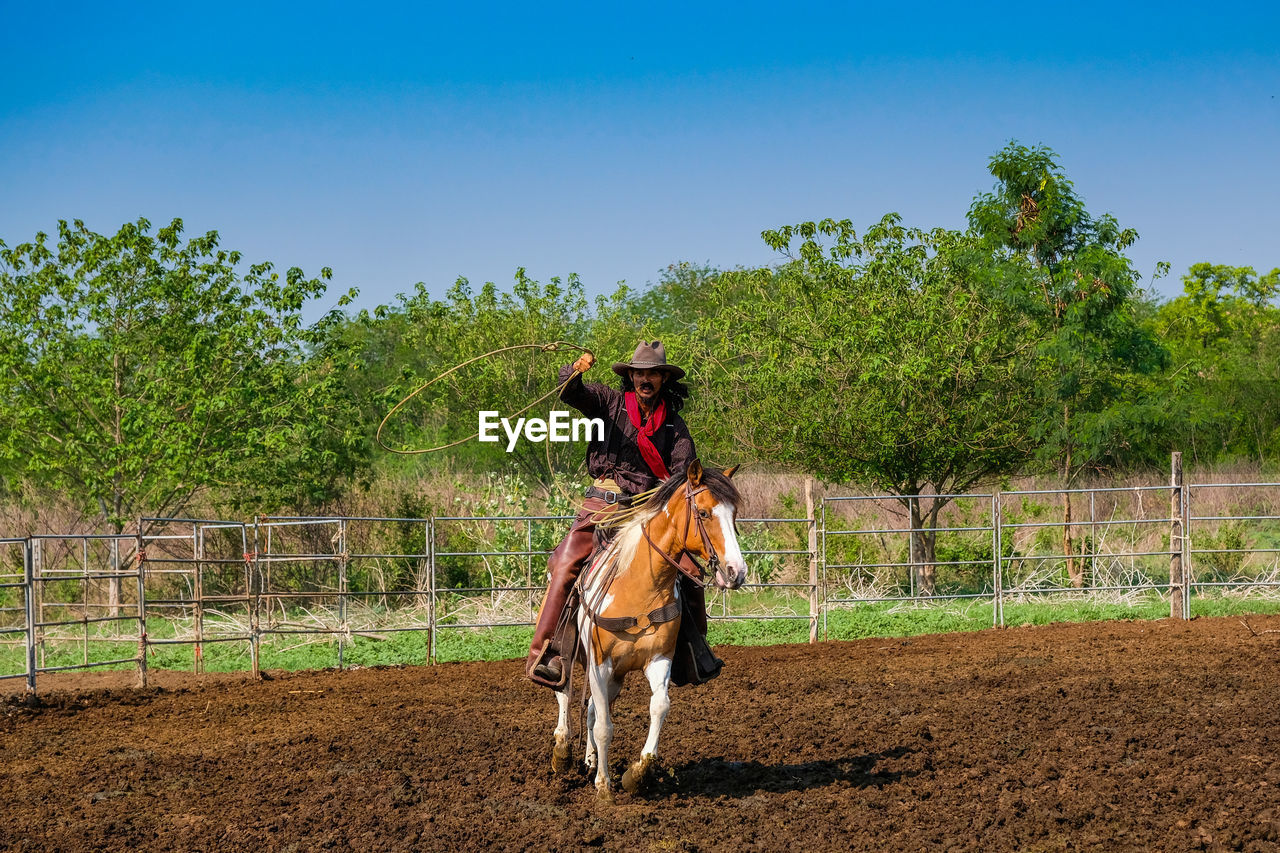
[
  {"xmin": 722, "ymin": 464, "xmax": 739, "ymax": 479},
  {"xmin": 687, "ymin": 459, "xmax": 704, "ymax": 487}
]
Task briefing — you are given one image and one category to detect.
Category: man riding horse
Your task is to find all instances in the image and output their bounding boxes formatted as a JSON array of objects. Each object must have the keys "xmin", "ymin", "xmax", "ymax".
[{"xmin": 526, "ymin": 340, "xmax": 724, "ymax": 690}]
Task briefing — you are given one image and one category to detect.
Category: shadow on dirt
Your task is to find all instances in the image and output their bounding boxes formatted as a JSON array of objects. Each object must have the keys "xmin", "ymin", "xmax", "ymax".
[{"xmin": 651, "ymin": 746, "xmax": 918, "ymax": 799}]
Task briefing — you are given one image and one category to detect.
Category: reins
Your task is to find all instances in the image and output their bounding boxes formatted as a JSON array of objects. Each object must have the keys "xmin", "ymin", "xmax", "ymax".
[{"xmin": 638, "ymin": 483, "xmax": 721, "ymax": 589}]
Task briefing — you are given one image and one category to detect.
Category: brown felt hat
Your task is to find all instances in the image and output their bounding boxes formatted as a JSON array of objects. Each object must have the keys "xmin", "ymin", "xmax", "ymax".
[{"xmin": 611, "ymin": 340, "xmax": 686, "ymax": 380}]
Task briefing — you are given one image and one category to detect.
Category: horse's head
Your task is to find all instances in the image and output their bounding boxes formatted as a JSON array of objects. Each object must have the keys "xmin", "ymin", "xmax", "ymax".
[{"xmin": 675, "ymin": 460, "xmax": 747, "ymax": 590}]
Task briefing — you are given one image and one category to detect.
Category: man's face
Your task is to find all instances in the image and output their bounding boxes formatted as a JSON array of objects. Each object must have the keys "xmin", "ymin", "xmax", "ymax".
[{"xmin": 629, "ymin": 368, "xmax": 665, "ymax": 406}]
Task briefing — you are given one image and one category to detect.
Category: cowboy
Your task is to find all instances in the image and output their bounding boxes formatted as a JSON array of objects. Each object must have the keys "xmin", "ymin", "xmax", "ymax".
[{"xmin": 526, "ymin": 340, "xmax": 721, "ymax": 689}]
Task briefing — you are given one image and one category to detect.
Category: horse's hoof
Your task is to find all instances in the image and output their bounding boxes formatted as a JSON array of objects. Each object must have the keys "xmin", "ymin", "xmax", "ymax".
[
  {"xmin": 551, "ymin": 745, "xmax": 573, "ymax": 775},
  {"xmin": 621, "ymin": 755, "xmax": 655, "ymax": 794},
  {"xmin": 595, "ymin": 785, "xmax": 615, "ymax": 805}
]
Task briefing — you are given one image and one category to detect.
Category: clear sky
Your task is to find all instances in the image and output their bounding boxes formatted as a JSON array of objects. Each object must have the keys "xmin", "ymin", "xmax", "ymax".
[{"xmin": 3, "ymin": 2, "xmax": 1277, "ymax": 320}]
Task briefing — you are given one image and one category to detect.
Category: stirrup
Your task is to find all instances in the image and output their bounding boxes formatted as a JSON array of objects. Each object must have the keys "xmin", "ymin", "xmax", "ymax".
[
  {"xmin": 528, "ymin": 642, "xmax": 568, "ymax": 690},
  {"xmin": 671, "ymin": 635, "xmax": 723, "ymax": 687},
  {"xmin": 532, "ymin": 656, "xmax": 564, "ymax": 683}
]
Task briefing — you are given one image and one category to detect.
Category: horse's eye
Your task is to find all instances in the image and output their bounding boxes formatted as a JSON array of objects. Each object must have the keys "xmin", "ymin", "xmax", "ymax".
[{"xmin": 698, "ymin": 509, "xmax": 710, "ymax": 519}]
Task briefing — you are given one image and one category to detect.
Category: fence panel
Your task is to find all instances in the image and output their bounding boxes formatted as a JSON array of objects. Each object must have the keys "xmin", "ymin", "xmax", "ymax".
[
  {"xmin": 139, "ymin": 518, "xmax": 254, "ymax": 675},
  {"xmin": 19, "ymin": 533, "xmax": 143, "ymax": 689},
  {"xmin": 430, "ymin": 513, "xmax": 569, "ymax": 662},
  {"xmin": 996, "ymin": 486, "xmax": 1177, "ymax": 613},
  {"xmin": 253, "ymin": 516, "xmax": 351, "ymax": 666},
  {"xmin": 0, "ymin": 538, "xmax": 30, "ymax": 684},
  {"xmin": 707, "ymin": 517, "xmax": 815, "ymax": 624},
  {"xmin": 6, "ymin": 472, "xmax": 1280, "ymax": 693},
  {"xmin": 819, "ymin": 493, "xmax": 1001, "ymax": 636},
  {"xmin": 1187, "ymin": 483, "xmax": 1280, "ymax": 605}
]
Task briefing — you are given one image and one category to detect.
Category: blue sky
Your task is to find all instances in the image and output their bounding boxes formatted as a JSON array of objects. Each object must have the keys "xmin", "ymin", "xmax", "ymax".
[{"xmin": 3, "ymin": 2, "xmax": 1277, "ymax": 319}]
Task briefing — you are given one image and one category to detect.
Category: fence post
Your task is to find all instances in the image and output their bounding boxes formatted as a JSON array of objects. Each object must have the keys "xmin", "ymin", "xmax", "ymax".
[
  {"xmin": 193, "ymin": 523, "xmax": 205, "ymax": 673},
  {"xmin": 805, "ymin": 478, "xmax": 818, "ymax": 644},
  {"xmin": 993, "ymin": 492, "xmax": 1004, "ymax": 628},
  {"xmin": 136, "ymin": 523, "xmax": 148, "ymax": 689},
  {"xmin": 1170, "ymin": 451, "xmax": 1185, "ymax": 620},
  {"xmin": 248, "ymin": 520, "xmax": 261, "ymax": 681},
  {"xmin": 428, "ymin": 517, "xmax": 437, "ymax": 665},
  {"xmin": 24, "ymin": 538, "xmax": 36, "ymax": 694},
  {"xmin": 338, "ymin": 518, "xmax": 348, "ymax": 670},
  {"xmin": 1181, "ymin": 462, "xmax": 1192, "ymax": 619},
  {"xmin": 32, "ymin": 539, "xmax": 43, "ymax": 674},
  {"xmin": 526, "ymin": 519, "xmax": 534, "ymax": 626}
]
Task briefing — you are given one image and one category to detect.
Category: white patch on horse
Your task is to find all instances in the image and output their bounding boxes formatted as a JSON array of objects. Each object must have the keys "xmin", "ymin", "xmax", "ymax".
[{"xmin": 712, "ymin": 503, "xmax": 744, "ymax": 566}]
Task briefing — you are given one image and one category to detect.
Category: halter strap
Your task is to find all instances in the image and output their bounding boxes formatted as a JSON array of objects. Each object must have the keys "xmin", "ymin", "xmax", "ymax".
[{"xmin": 641, "ymin": 523, "xmax": 709, "ymax": 586}]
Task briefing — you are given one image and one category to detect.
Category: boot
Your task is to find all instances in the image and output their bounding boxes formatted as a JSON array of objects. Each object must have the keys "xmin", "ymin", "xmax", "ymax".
[
  {"xmin": 530, "ymin": 641, "xmax": 566, "ymax": 687},
  {"xmin": 526, "ymin": 499, "xmax": 610, "ymax": 690},
  {"xmin": 670, "ymin": 574, "xmax": 724, "ymax": 687}
]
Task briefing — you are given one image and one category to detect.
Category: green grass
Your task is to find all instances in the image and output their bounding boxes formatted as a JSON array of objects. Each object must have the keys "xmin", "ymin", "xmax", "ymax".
[{"xmin": 5, "ymin": 593, "xmax": 1280, "ymax": 679}]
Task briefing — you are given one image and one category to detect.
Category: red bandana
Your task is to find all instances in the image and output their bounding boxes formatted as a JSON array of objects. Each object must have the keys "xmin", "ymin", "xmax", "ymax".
[{"xmin": 624, "ymin": 392, "xmax": 669, "ymax": 480}]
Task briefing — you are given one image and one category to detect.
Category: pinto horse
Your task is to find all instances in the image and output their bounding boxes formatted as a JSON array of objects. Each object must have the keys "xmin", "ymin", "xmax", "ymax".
[{"xmin": 552, "ymin": 460, "xmax": 747, "ymax": 796}]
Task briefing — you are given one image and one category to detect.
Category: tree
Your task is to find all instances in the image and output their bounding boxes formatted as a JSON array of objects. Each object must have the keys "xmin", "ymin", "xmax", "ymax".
[
  {"xmin": 968, "ymin": 142, "xmax": 1168, "ymax": 586},
  {"xmin": 0, "ymin": 218, "xmax": 363, "ymax": 548},
  {"xmin": 339, "ymin": 269, "xmax": 607, "ymax": 490},
  {"xmin": 1155, "ymin": 263, "xmax": 1280, "ymax": 463},
  {"xmin": 699, "ymin": 214, "xmax": 1039, "ymax": 594}
]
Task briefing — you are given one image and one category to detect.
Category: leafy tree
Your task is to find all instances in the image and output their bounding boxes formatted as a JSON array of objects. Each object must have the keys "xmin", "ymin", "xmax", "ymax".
[
  {"xmin": 699, "ymin": 214, "xmax": 1039, "ymax": 593},
  {"xmin": 1155, "ymin": 263, "xmax": 1280, "ymax": 463},
  {"xmin": 969, "ymin": 143, "xmax": 1167, "ymax": 585},
  {"xmin": 0, "ymin": 218, "xmax": 364, "ymax": 548}
]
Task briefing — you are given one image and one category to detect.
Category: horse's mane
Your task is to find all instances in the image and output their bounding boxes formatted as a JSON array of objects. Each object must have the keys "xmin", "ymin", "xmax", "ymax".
[{"xmin": 646, "ymin": 465, "xmax": 741, "ymax": 514}]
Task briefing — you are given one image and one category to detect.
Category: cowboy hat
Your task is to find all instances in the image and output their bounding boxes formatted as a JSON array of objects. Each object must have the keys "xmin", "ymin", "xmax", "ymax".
[{"xmin": 611, "ymin": 340, "xmax": 686, "ymax": 380}]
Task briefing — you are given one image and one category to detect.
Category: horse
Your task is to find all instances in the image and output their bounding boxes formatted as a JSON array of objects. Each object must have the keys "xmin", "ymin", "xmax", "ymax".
[{"xmin": 551, "ymin": 460, "xmax": 747, "ymax": 797}]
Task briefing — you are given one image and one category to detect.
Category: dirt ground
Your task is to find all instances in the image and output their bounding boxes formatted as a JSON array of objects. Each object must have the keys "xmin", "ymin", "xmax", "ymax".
[{"xmin": 3, "ymin": 615, "xmax": 1280, "ymax": 852}]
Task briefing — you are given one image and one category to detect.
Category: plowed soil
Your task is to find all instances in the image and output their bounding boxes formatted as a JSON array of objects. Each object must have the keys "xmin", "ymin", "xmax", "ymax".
[{"xmin": 4, "ymin": 615, "xmax": 1280, "ymax": 852}]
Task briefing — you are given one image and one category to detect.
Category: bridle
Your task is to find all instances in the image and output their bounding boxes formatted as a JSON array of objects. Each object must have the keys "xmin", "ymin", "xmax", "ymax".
[{"xmin": 640, "ymin": 481, "xmax": 732, "ymax": 589}]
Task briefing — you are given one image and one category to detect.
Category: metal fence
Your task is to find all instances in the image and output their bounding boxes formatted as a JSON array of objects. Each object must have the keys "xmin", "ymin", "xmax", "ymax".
[{"xmin": 3, "ymin": 467, "xmax": 1279, "ymax": 693}]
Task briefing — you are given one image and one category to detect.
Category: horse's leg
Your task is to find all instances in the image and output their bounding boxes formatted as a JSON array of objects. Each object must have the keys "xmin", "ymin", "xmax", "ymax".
[
  {"xmin": 580, "ymin": 614, "xmax": 598, "ymax": 774},
  {"xmin": 586, "ymin": 658, "xmax": 616, "ymax": 796},
  {"xmin": 622, "ymin": 655, "xmax": 672, "ymax": 794},
  {"xmin": 585, "ymin": 678, "xmax": 621, "ymax": 774},
  {"xmin": 583, "ymin": 694, "xmax": 597, "ymax": 773},
  {"xmin": 551, "ymin": 688, "xmax": 573, "ymax": 774}
]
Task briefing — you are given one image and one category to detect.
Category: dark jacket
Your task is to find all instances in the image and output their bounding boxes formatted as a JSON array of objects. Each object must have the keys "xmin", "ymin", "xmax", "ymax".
[{"xmin": 557, "ymin": 364, "xmax": 697, "ymax": 496}]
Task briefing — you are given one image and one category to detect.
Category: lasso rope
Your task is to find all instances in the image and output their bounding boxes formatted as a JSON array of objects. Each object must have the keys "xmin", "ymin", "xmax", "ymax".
[
  {"xmin": 375, "ymin": 340, "xmax": 659, "ymax": 515},
  {"xmin": 375, "ymin": 341, "xmax": 593, "ymax": 455}
]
